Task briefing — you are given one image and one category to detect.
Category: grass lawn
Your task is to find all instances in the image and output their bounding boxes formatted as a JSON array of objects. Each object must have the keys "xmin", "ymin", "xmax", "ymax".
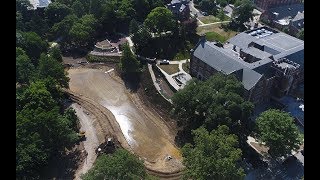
[
  {"xmin": 205, "ymin": 32, "xmax": 228, "ymax": 43},
  {"xmin": 173, "ymin": 50, "xmax": 190, "ymax": 61},
  {"xmin": 197, "ymin": 23, "xmax": 238, "ymax": 43},
  {"xmin": 182, "ymin": 61, "xmax": 190, "ymax": 73},
  {"xmin": 198, "ymin": 15, "xmax": 221, "ymax": 24},
  {"xmin": 158, "ymin": 64, "xmax": 180, "ymax": 75}
]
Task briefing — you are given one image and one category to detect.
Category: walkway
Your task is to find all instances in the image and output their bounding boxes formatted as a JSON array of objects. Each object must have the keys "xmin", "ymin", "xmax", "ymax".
[
  {"xmin": 148, "ymin": 64, "xmax": 172, "ymax": 103},
  {"xmin": 198, "ymin": 20, "xmax": 231, "ymax": 27},
  {"xmin": 156, "ymin": 60, "xmax": 192, "ymax": 91}
]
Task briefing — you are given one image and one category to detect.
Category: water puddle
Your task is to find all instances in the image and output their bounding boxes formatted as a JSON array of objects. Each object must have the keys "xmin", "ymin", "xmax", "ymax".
[{"xmin": 101, "ymin": 101, "xmax": 136, "ymax": 147}]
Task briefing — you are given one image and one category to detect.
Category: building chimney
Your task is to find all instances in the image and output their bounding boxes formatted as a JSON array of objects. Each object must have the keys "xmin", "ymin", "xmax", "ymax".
[{"xmin": 198, "ymin": 34, "xmax": 206, "ymax": 45}]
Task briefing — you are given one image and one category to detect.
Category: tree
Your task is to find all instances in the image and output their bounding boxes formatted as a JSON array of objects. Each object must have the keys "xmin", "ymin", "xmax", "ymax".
[
  {"xmin": 16, "ymin": 12, "xmax": 25, "ymax": 31},
  {"xmin": 217, "ymin": 0, "xmax": 228, "ymax": 7},
  {"xmin": 119, "ymin": 44, "xmax": 141, "ymax": 74},
  {"xmin": 16, "ymin": 0, "xmax": 32, "ymax": 18},
  {"xmin": 71, "ymin": 0, "xmax": 85, "ymax": 17},
  {"xmin": 17, "ymin": 81, "xmax": 57, "ymax": 111},
  {"xmin": 133, "ymin": 0, "xmax": 151, "ymax": 21},
  {"xmin": 182, "ymin": 125, "xmax": 245, "ymax": 179},
  {"xmin": 172, "ymin": 73, "xmax": 254, "ymax": 143},
  {"xmin": 50, "ymin": 14, "xmax": 77, "ymax": 40},
  {"xmin": 69, "ymin": 14, "xmax": 97, "ymax": 47},
  {"xmin": 16, "ymin": 81, "xmax": 78, "ymax": 178},
  {"xmin": 38, "ymin": 53, "xmax": 69, "ymax": 88},
  {"xmin": 131, "ymin": 25, "xmax": 152, "ymax": 53},
  {"xmin": 100, "ymin": 1, "xmax": 118, "ymax": 33},
  {"xmin": 232, "ymin": 0, "xmax": 254, "ymax": 26},
  {"xmin": 45, "ymin": 2, "xmax": 71, "ymax": 26},
  {"xmin": 256, "ymin": 109, "xmax": 303, "ymax": 158},
  {"xmin": 82, "ymin": 149, "xmax": 146, "ymax": 180},
  {"xmin": 217, "ymin": 9, "xmax": 226, "ymax": 21},
  {"xmin": 117, "ymin": 0, "xmax": 137, "ymax": 25},
  {"xmin": 16, "ymin": 48, "xmax": 35, "ymax": 84},
  {"xmin": 16, "ymin": 31, "xmax": 48, "ymax": 65},
  {"xmin": 144, "ymin": 7, "xmax": 175, "ymax": 34},
  {"xmin": 49, "ymin": 45, "xmax": 63, "ymax": 62},
  {"xmin": 25, "ymin": 13, "xmax": 49, "ymax": 37},
  {"xmin": 297, "ymin": 28, "xmax": 304, "ymax": 40},
  {"xmin": 199, "ymin": 0, "xmax": 217, "ymax": 15},
  {"xmin": 129, "ymin": 19, "xmax": 139, "ymax": 35}
]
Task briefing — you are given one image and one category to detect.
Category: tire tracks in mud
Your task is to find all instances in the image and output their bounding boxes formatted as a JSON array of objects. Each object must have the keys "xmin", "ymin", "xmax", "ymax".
[{"xmin": 65, "ymin": 89, "xmax": 183, "ymax": 179}]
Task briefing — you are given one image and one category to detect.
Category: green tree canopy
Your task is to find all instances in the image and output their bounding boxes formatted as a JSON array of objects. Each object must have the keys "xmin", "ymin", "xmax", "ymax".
[
  {"xmin": 297, "ymin": 28, "xmax": 304, "ymax": 40},
  {"xmin": 49, "ymin": 45, "xmax": 63, "ymax": 62},
  {"xmin": 256, "ymin": 109, "xmax": 303, "ymax": 158},
  {"xmin": 199, "ymin": 0, "xmax": 217, "ymax": 15},
  {"xmin": 172, "ymin": 73, "xmax": 254, "ymax": 141},
  {"xmin": 131, "ymin": 25, "xmax": 152, "ymax": 52},
  {"xmin": 71, "ymin": 0, "xmax": 86, "ymax": 17},
  {"xmin": 129, "ymin": 19, "xmax": 140, "ymax": 35},
  {"xmin": 182, "ymin": 125, "xmax": 245, "ymax": 179},
  {"xmin": 144, "ymin": 7, "xmax": 175, "ymax": 34},
  {"xmin": 82, "ymin": 149, "xmax": 146, "ymax": 180},
  {"xmin": 119, "ymin": 44, "xmax": 140, "ymax": 74},
  {"xmin": 16, "ymin": 48, "xmax": 35, "ymax": 84},
  {"xmin": 50, "ymin": 14, "xmax": 77, "ymax": 40},
  {"xmin": 232, "ymin": 0, "xmax": 254, "ymax": 26},
  {"xmin": 38, "ymin": 53, "xmax": 69, "ymax": 88},
  {"xmin": 69, "ymin": 14, "xmax": 97, "ymax": 47},
  {"xmin": 16, "ymin": 31, "xmax": 48, "ymax": 65},
  {"xmin": 16, "ymin": 80, "xmax": 78, "ymax": 178},
  {"xmin": 45, "ymin": 2, "xmax": 72, "ymax": 26}
]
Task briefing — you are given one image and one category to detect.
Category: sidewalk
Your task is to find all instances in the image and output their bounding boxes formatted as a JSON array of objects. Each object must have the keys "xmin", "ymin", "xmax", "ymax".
[{"xmin": 156, "ymin": 60, "xmax": 192, "ymax": 91}]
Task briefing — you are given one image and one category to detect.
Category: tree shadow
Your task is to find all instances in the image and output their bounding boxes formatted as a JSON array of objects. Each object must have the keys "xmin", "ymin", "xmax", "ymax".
[
  {"xmin": 121, "ymin": 72, "xmax": 141, "ymax": 93},
  {"xmin": 39, "ymin": 148, "xmax": 82, "ymax": 179}
]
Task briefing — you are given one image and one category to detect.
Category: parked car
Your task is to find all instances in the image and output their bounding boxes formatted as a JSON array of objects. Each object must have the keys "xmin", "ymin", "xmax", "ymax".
[
  {"xmin": 202, "ymin": 11, "xmax": 208, "ymax": 16},
  {"xmin": 160, "ymin": 59, "xmax": 170, "ymax": 65}
]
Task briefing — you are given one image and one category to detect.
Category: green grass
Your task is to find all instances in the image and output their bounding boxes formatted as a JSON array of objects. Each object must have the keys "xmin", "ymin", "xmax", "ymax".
[
  {"xmin": 173, "ymin": 50, "xmax": 190, "ymax": 61},
  {"xmin": 158, "ymin": 64, "xmax": 180, "ymax": 75},
  {"xmin": 182, "ymin": 61, "xmax": 190, "ymax": 73},
  {"xmin": 198, "ymin": 16, "xmax": 221, "ymax": 24},
  {"xmin": 205, "ymin": 31, "xmax": 228, "ymax": 43},
  {"xmin": 197, "ymin": 23, "xmax": 238, "ymax": 43}
]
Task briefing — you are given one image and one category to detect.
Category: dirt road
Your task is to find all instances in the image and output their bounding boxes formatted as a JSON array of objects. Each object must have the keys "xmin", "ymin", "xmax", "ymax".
[
  {"xmin": 68, "ymin": 66, "xmax": 184, "ymax": 174},
  {"xmin": 72, "ymin": 103, "xmax": 99, "ymax": 179}
]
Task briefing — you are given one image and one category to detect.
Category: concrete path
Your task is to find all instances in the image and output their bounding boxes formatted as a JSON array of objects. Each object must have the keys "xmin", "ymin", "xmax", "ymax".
[
  {"xmin": 148, "ymin": 64, "xmax": 173, "ymax": 103},
  {"xmin": 198, "ymin": 20, "xmax": 231, "ymax": 27},
  {"xmin": 156, "ymin": 60, "xmax": 192, "ymax": 91}
]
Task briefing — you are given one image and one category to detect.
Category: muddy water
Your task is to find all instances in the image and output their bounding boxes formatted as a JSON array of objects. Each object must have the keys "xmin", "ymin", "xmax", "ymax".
[{"xmin": 68, "ymin": 68, "xmax": 181, "ymax": 163}]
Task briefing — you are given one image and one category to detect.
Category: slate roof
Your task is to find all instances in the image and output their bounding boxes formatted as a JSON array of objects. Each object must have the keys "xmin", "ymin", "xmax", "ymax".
[
  {"xmin": 193, "ymin": 41, "xmax": 243, "ymax": 74},
  {"xmin": 242, "ymin": 68, "xmax": 263, "ymax": 90},
  {"xmin": 193, "ymin": 41, "xmax": 263, "ymax": 90},
  {"xmin": 268, "ymin": 3, "xmax": 304, "ymax": 21}
]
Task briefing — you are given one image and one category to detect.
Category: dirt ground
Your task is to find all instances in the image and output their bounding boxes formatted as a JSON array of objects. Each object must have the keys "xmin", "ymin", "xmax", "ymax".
[
  {"xmin": 67, "ymin": 64, "xmax": 184, "ymax": 175},
  {"xmin": 72, "ymin": 103, "xmax": 100, "ymax": 179}
]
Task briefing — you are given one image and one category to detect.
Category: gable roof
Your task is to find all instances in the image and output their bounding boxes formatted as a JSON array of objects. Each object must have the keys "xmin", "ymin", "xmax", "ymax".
[{"xmin": 193, "ymin": 41, "xmax": 263, "ymax": 90}]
